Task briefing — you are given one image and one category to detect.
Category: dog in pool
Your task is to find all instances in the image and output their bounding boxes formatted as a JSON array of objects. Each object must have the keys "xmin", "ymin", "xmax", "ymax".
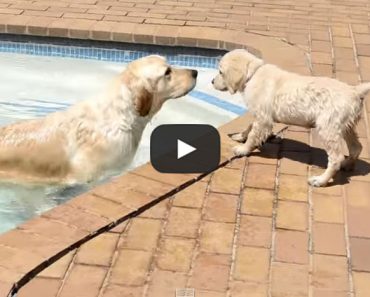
[
  {"xmin": 0, "ymin": 55, "xmax": 197, "ymax": 185},
  {"xmin": 212, "ymin": 49, "xmax": 370, "ymax": 187}
]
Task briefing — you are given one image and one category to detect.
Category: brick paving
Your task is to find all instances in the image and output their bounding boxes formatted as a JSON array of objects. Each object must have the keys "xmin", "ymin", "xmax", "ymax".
[
  {"xmin": 12, "ymin": 119, "xmax": 370, "ymax": 297},
  {"xmin": 0, "ymin": 0, "xmax": 369, "ymax": 297}
]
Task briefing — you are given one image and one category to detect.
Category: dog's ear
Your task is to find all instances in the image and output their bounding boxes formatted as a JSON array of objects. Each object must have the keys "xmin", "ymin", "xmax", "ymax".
[
  {"xmin": 122, "ymin": 70, "xmax": 154, "ymax": 117},
  {"xmin": 246, "ymin": 58, "xmax": 263, "ymax": 81},
  {"xmin": 226, "ymin": 67, "xmax": 244, "ymax": 94},
  {"xmin": 135, "ymin": 87, "xmax": 153, "ymax": 116},
  {"xmin": 225, "ymin": 58, "xmax": 263, "ymax": 94}
]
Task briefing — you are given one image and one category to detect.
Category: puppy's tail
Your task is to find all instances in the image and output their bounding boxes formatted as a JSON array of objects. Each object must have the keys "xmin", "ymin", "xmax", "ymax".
[{"xmin": 355, "ymin": 82, "xmax": 370, "ymax": 98}]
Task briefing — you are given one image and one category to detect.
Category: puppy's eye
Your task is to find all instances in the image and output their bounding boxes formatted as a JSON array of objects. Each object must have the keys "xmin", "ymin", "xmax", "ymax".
[
  {"xmin": 165, "ymin": 68, "xmax": 171, "ymax": 77},
  {"xmin": 219, "ymin": 70, "xmax": 223, "ymax": 75}
]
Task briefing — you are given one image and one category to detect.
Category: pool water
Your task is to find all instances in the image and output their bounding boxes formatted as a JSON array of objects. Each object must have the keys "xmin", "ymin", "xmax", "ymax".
[{"xmin": 0, "ymin": 50, "xmax": 245, "ymax": 234}]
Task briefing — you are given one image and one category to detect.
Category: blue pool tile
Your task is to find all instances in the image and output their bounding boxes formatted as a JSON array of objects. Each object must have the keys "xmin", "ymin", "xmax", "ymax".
[{"xmin": 0, "ymin": 40, "xmax": 223, "ymax": 69}]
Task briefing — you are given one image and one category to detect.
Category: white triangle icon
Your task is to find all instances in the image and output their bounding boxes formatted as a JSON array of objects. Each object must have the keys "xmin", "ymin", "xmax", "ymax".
[{"xmin": 177, "ymin": 139, "xmax": 196, "ymax": 159}]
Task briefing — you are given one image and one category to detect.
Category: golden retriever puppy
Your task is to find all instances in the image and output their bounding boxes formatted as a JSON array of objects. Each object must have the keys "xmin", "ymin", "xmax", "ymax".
[
  {"xmin": 0, "ymin": 55, "xmax": 197, "ymax": 185},
  {"xmin": 213, "ymin": 49, "xmax": 370, "ymax": 187}
]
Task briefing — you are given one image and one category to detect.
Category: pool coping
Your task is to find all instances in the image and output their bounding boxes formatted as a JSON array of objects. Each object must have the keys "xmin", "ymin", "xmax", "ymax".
[
  {"xmin": 0, "ymin": 22, "xmax": 308, "ymax": 297},
  {"xmin": 0, "ymin": 16, "xmax": 309, "ymax": 69}
]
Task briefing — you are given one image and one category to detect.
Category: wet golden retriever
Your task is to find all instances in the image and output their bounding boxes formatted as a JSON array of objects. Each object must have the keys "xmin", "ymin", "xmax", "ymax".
[
  {"xmin": 0, "ymin": 55, "xmax": 197, "ymax": 185},
  {"xmin": 213, "ymin": 49, "xmax": 370, "ymax": 187}
]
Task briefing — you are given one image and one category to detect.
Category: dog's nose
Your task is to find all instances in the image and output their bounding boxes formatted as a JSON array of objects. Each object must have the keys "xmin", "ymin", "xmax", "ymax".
[
  {"xmin": 191, "ymin": 70, "xmax": 198, "ymax": 78},
  {"xmin": 212, "ymin": 79, "xmax": 215, "ymax": 84}
]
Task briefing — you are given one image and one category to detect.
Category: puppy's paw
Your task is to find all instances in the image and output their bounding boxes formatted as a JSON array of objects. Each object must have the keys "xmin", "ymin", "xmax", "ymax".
[
  {"xmin": 229, "ymin": 132, "xmax": 247, "ymax": 143},
  {"xmin": 266, "ymin": 133, "xmax": 283, "ymax": 144},
  {"xmin": 308, "ymin": 175, "xmax": 328, "ymax": 187},
  {"xmin": 233, "ymin": 144, "xmax": 250, "ymax": 157},
  {"xmin": 340, "ymin": 158, "xmax": 356, "ymax": 171}
]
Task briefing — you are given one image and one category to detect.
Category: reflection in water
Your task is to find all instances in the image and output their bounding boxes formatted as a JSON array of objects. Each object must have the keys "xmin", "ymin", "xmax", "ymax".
[
  {"xmin": 0, "ymin": 98, "xmax": 70, "ymax": 125},
  {"xmin": 0, "ymin": 182, "xmax": 88, "ymax": 234}
]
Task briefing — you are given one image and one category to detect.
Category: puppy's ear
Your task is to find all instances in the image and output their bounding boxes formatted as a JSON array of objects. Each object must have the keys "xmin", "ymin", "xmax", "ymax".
[
  {"xmin": 246, "ymin": 58, "xmax": 263, "ymax": 81},
  {"xmin": 226, "ymin": 67, "xmax": 244, "ymax": 94},
  {"xmin": 135, "ymin": 87, "xmax": 153, "ymax": 116}
]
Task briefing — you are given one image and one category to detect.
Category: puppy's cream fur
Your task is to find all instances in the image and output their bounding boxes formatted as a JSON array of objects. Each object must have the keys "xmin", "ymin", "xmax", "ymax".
[
  {"xmin": 0, "ymin": 55, "xmax": 197, "ymax": 185},
  {"xmin": 213, "ymin": 49, "xmax": 369, "ymax": 187}
]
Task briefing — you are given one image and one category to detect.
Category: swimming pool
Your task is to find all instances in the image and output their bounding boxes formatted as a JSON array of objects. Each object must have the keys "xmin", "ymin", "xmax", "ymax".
[{"xmin": 0, "ymin": 40, "xmax": 246, "ymax": 234}]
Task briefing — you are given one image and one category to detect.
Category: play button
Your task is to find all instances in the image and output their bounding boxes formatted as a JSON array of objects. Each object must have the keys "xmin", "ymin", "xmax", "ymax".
[
  {"xmin": 177, "ymin": 139, "xmax": 196, "ymax": 159},
  {"xmin": 150, "ymin": 124, "xmax": 220, "ymax": 173}
]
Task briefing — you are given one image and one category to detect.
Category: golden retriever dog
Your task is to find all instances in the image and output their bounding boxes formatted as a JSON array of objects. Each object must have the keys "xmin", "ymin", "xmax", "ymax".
[
  {"xmin": 0, "ymin": 55, "xmax": 197, "ymax": 185},
  {"xmin": 213, "ymin": 49, "xmax": 370, "ymax": 187}
]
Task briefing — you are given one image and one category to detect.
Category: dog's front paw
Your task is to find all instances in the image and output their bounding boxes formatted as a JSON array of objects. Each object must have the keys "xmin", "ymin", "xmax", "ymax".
[
  {"xmin": 229, "ymin": 132, "xmax": 246, "ymax": 143},
  {"xmin": 340, "ymin": 158, "xmax": 356, "ymax": 171},
  {"xmin": 308, "ymin": 175, "xmax": 327, "ymax": 187},
  {"xmin": 266, "ymin": 133, "xmax": 283, "ymax": 144},
  {"xmin": 233, "ymin": 144, "xmax": 250, "ymax": 157}
]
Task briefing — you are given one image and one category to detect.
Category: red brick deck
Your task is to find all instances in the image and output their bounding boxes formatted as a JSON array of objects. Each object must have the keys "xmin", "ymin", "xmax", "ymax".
[{"xmin": 0, "ymin": 1, "xmax": 370, "ymax": 297}]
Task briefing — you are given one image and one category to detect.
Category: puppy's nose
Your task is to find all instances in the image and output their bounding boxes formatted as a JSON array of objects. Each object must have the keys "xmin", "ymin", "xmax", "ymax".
[
  {"xmin": 191, "ymin": 70, "xmax": 198, "ymax": 78},
  {"xmin": 212, "ymin": 79, "xmax": 215, "ymax": 84}
]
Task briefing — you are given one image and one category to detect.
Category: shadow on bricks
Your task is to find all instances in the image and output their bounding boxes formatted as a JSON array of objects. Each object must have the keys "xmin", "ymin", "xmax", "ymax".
[{"xmin": 249, "ymin": 138, "xmax": 370, "ymax": 187}]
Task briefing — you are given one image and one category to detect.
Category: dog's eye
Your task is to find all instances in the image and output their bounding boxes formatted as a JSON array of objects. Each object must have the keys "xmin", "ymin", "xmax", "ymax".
[
  {"xmin": 165, "ymin": 68, "xmax": 171, "ymax": 77},
  {"xmin": 219, "ymin": 70, "xmax": 223, "ymax": 75}
]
